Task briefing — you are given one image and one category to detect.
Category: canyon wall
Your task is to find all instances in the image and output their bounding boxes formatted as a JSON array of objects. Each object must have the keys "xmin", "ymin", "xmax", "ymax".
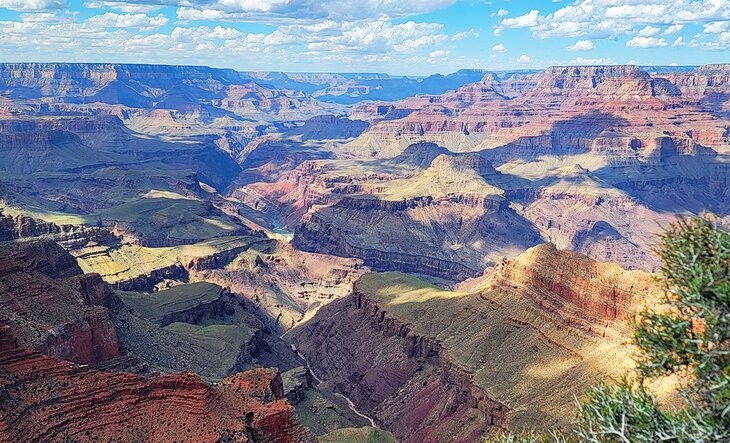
[
  {"xmin": 0, "ymin": 239, "xmax": 121, "ymax": 364},
  {"xmin": 289, "ymin": 244, "xmax": 664, "ymax": 440},
  {"xmin": 0, "ymin": 327, "xmax": 316, "ymax": 443}
]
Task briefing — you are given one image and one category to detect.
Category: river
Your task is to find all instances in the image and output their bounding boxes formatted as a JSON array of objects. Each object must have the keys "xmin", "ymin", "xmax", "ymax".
[{"xmin": 288, "ymin": 343, "xmax": 377, "ymax": 428}]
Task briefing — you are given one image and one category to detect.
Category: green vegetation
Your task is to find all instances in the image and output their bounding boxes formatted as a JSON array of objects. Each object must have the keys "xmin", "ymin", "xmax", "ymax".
[
  {"xmin": 293, "ymin": 388, "xmax": 372, "ymax": 436},
  {"xmin": 118, "ymin": 282, "xmax": 225, "ymax": 322},
  {"xmin": 319, "ymin": 427, "xmax": 398, "ymax": 443},
  {"xmin": 97, "ymin": 197, "xmax": 244, "ymax": 241},
  {"xmin": 487, "ymin": 216, "xmax": 730, "ymax": 442},
  {"xmin": 163, "ymin": 322, "xmax": 255, "ymax": 357}
]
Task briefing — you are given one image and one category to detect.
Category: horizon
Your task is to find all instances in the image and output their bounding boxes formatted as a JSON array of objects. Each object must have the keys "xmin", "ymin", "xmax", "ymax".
[{"xmin": 0, "ymin": 60, "xmax": 712, "ymax": 77}]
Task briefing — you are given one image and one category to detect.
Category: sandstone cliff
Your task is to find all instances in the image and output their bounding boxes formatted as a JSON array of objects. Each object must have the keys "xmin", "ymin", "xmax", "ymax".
[{"xmin": 292, "ymin": 151, "xmax": 542, "ymax": 280}]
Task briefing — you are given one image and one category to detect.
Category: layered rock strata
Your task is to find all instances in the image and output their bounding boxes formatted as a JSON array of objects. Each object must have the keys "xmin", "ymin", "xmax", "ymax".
[
  {"xmin": 0, "ymin": 329, "xmax": 316, "ymax": 443},
  {"xmin": 0, "ymin": 239, "xmax": 121, "ymax": 364},
  {"xmin": 289, "ymin": 245, "xmax": 663, "ymax": 440}
]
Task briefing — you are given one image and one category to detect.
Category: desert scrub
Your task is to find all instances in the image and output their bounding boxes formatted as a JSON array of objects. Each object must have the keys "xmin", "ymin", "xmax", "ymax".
[{"xmin": 488, "ymin": 215, "xmax": 730, "ymax": 443}]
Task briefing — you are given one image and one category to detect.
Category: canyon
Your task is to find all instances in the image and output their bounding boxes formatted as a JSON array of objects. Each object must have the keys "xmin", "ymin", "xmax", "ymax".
[
  {"xmin": 0, "ymin": 62, "xmax": 727, "ymax": 441},
  {"xmin": 288, "ymin": 244, "xmax": 667, "ymax": 442}
]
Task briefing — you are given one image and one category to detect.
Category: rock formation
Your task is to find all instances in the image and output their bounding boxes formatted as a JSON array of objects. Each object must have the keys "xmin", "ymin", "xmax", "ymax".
[
  {"xmin": 0, "ymin": 239, "xmax": 121, "ymax": 365},
  {"xmin": 271, "ymin": 65, "xmax": 730, "ymax": 272},
  {"xmin": 288, "ymin": 244, "xmax": 665, "ymax": 441},
  {"xmin": 0, "ymin": 328, "xmax": 316, "ymax": 443}
]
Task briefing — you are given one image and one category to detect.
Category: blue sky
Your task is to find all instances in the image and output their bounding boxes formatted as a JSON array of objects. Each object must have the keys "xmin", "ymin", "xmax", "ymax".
[{"xmin": 0, "ymin": 0, "xmax": 728, "ymax": 75}]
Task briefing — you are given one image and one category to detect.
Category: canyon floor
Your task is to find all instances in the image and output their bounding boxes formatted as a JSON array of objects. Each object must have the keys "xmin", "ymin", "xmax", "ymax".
[{"xmin": 0, "ymin": 62, "xmax": 728, "ymax": 442}]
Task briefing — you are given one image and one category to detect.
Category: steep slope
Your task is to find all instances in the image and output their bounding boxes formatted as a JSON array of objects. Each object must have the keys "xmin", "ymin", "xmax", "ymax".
[
  {"xmin": 0, "ymin": 329, "xmax": 316, "ymax": 443},
  {"xmin": 0, "ymin": 239, "xmax": 121, "ymax": 365},
  {"xmin": 288, "ymin": 245, "xmax": 664, "ymax": 441},
  {"xmin": 293, "ymin": 153, "xmax": 542, "ymax": 280}
]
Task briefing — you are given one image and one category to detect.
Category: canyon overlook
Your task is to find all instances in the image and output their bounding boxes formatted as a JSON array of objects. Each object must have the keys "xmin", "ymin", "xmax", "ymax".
[{"xmin": 0, "ymin": 61, "xmax": 727, "ymax": 442}]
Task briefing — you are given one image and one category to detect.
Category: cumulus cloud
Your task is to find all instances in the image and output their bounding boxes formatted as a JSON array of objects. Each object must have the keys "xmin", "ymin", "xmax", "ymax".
[
  {"xmin": 116, "ymin": 0, "xmax": 458, "ymax": 23},
  {"xmin": 85, "ymin": 1, "xmax": 161, "ymax": 13},
  {"xmin": 569, "ymin": 56, "xmax": 613, "ymax": 64},
  {"xmin": 301, "ymin": 20, "xmax": 447, "ymax": 54},
  {"xmin": 0, "ymin": 7, "xmax": 456, "ymax": 73},
  {"xmin": 490, "ymin": 8, "xmax": 508, "ymax": 17},
  {"xmin": 704, "ymin": 20, "xmax": 730, "ymax": 33},
  {"xmin": 566, "ymin": 39, "xmax": 594, "ymax": 50},
  {"xmin": 626, "ymin": 35, "xmax": 668, "ymax": 48},
  {"xmin": 86, "ymin": 12, "xmax": 169, "ymax": 30},
  {"xmin": 517, "ymin": 54, "xmax": 531, "ymax": 63},
  {"xmin": 0, "ymin": 0, "xmax": 64, "ymax": 10},
  {"xmin": 452, "ymin": 28, "xmax": 479, "ymax": 40},
  {"xmin": 637, "ymin": 25, "xmax": 661, "ymax": 36},
  {"xmin": 671, "ymin": 36, "xmax": 685, "ymax": 46},
  {"xmin": 491, "ymin": 43, "xmax": 507, "ymax": 52},
  {"xmin": 498, "ymin": 0, "xmax": 730, "ymax": 39},
  {"xmin": 500, "ymin": 9, "xmax": 539, "ymax": 28},
  {"xmin": 664, "ymin": 23, "xmax": 684, "ymax": 34}
]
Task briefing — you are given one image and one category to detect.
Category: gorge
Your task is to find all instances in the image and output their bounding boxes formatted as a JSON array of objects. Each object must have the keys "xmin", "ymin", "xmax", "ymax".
[{"xmin": 0, "ymin": 61, "xmax": 727, "ymax": 442}]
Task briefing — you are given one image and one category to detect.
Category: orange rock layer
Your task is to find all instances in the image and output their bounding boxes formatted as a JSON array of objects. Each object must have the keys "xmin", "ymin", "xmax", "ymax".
[
  {"xmin": 486, "ymin": 243, "xmax": 663, "ymax": 337},
  {"xmin": 0, "ymin": 327, "xmax": 316, "ymax": 443}
]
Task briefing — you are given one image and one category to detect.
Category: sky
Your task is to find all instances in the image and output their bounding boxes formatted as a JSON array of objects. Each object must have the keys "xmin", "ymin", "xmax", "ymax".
[{"xmin": 0, "ymin": 0, "xmax": 728, "ymax": 75}]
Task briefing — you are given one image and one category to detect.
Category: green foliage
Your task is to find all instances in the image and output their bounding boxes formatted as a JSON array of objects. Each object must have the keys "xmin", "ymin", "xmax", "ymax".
[
  {"xmin": 635, "ymin": 216, "xmax": 730, "ymax": 421},
  {"xmin": 485, "ymin": 431, "xmax": 568, "ymax": 443},
  {"xmin": 573, "ymin": 379, "xmax": 722, "ymax": 442},
  {"xmin": 489, "ymin": 215, "xmax": 730, "ymax": 442},
  {"xmin": 577, "ymin": 215, "xmax": 729, "ymax": 442}
]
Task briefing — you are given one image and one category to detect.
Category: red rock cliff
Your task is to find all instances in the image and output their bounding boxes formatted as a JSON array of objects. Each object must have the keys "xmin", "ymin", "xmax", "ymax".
[
  {"xmin": 0, "ymin": 239, "xmax": 121, "ymax": 364},
  {"xmin": 486, "ymin": 243, "xmax": 663, "ymax": 336},
  {"xmin": 0, "ymin": 328, "xmax": 316, "ymax": 443}
]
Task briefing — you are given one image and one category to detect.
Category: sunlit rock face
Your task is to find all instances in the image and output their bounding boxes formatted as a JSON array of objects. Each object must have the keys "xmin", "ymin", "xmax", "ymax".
[
  {"xmin": 279, "ymin": 65, "xmax": 729, "ymax": 273},
  {"xmin": 289, "ymin": 244, "xmax": 664, "ymax": 441}
]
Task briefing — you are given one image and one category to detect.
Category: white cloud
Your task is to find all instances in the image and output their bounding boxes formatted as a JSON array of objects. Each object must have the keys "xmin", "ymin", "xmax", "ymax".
[
  {"xmin": 85, "ymin": 1, "xmax": 160, "ymax": 13},
  {"xmin": 569, "ymin": 56, "xmax": 613, "ymax": 64},
  {"xmin": 491, "ymin": 43, "xmax": 507, "ymax": 52},
  {"xmin": 637, "ymin": 25, "xmax": 661, "ymax": 36},
  {"xmin": 0, "ymin": 0, "xmax": 64, "ymax": 11},
  {"xmin": 0, "ymin": 10, "xmax": 454, "ymax": 73},
  {"xmin": 566, "ymin": 39, "xmax": 594, "ymax": 50},
  {"xmin": 626, "ymin": 35, "xmax": 668, "ymax": 48},
  {"xmin": 500, "ymin": 9, "xmax": 539, "ymax": 28},
  {"xmin": 664, "ymin": 23, "xmax": 684, "ymax": 34},
  {"xmin": 490, "ymin": 8, "xmax": 508, "ymax": 17},
  {"xmin": 170, "ymin": 0, "xmax": 459, "ymax": 23},
  {"xmin": 504, "ymin": 0, "xmax": 730, "ymax": 39},
  {"xmin": 19, "ymin": 11, "xmax": 62, "ymax": 22},
  {"xmin": 517, "ymin": 54, "xmax": 531, "ymax": 63},
  {"xmin": 261, "ymin": 19, "xmax": 449, "ymax": 55},
  {"xmin": 672, "ymin": 36, "xmax": 685, "ymax": 46},
  {"xmin": 452, "ymin": 28, "xmax": 479, "ymax": 40},
  {"xmin": 86, "ymin": 12, "xmax": 169, "ymax": 31},
  {"xmin": 703, "ymin": 20, "xmax": 730, "ymax": 33}
]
